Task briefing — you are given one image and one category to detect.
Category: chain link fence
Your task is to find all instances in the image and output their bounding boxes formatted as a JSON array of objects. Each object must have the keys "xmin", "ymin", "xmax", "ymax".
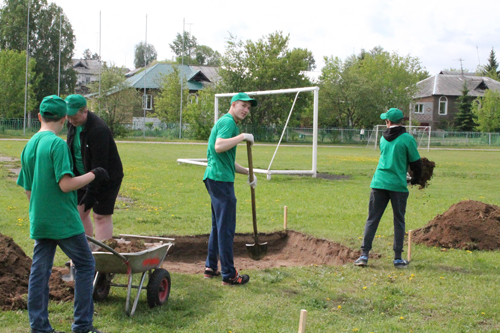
[{"xmin": 2, "ymin": 118, "xmax": 500, "ymax": 147}]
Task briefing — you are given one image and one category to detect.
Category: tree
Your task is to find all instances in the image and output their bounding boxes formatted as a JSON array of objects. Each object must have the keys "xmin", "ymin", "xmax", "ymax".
[
  {"xmin": 454, "ymin": 83, "xmax": 476, "ymax": 131},
  {"xmin": 481, "ymin": 48, "xmax": 500, "ymax": 80},
  {"xmin": 0, "ymin": 50, "xmax": 38, "ymax": 118},
  {"xmin": 134, "ymin": 42, "xmax": 157, "ymax": 68},
  {"xmin": 219, "ymin": 31, "xmax": 314, "ymax": 127},
  {"xmin": 82, "ymin": 48, "xmax": 100, "ymax": 60},
  {"xmin": 472, "ymin": 89, "xmax": 500, "ymax": 132},
  {"xmin": 154, "ymin": 66, "xmax": 189, "ymax": 123},
  {"xmin": 169, "ymin": 32, "xmax": 197, "ymax": 64},
  {"xmin": 183, "ymin": 84, "xmax": 217, "ymax": 139},
  {"xmin": 318, "ymin": 46, "xmax": 428, "ymax": 128},
  {"xmin": 89, "ymin": 63, "xmax": 142, "ymax": 136},
  {"xmin": 0, "ymin": 0, "xmax": 76, "ymax": 104},
  {"xmin": 194, "ymin": 45, "xmax": 221, "ymax": 66}
]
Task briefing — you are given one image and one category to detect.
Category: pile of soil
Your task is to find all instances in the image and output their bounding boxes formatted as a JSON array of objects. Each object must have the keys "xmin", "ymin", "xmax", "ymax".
[
  {"xmin": 0, "ymin": 233, "xmax": 75, "ymax": 311},
  {"xmin": 410, "ymin": 157, "xmax": 435, "ymax": 189},
  {"xmin": 412, "ymin": 200, "xmax": 500, "ymax": 250},
  {"xmin": 96, "ymin": 239, "xmax": 147, "ymax": 253}
]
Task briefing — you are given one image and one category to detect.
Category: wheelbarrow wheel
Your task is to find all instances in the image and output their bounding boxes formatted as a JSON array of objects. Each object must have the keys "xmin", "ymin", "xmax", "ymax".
[
  {"xmin": 147, "ymin": 268, "xmax": 171, "ymax": 308},
  {"xmin": 93, "ymin": 273, "xmax": 111, "ymax": 302}
]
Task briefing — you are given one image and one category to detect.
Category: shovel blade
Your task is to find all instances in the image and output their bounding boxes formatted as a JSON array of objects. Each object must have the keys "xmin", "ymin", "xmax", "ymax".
[{"xmin": 246, "ymin": 242, "xmax": 268, "ymax": 261}]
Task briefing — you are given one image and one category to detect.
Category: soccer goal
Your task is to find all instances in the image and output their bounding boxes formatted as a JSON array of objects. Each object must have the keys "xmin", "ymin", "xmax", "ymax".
[
  {"xmin": 366, "ymin": 125, "xmax": 431, "ymax": 151},
  {"xmin": 177, "ymin": 86, "xmax": 320, "ymax": 180}
]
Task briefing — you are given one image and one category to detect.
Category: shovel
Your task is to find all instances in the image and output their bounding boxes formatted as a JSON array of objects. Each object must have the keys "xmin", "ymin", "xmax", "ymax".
[{"xmin": 245, "ymin": 141, "xmax": 268, "ymax": 261}]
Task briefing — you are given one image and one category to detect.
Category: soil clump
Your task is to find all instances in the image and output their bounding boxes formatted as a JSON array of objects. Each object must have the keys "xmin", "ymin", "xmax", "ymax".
[
  {"xmin": 412, "ymin": 200, "xmax": 500, "ymax": 250},
  {"xmin": 409, "ymin": 157, "xmax": 435, "ymax": 189},
  {"xmin": 0, "ymin": 233, "xmax": 75, "ymax": 311}
]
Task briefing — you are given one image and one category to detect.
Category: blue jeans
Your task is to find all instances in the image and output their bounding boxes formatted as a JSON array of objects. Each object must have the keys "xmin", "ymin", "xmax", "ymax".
[
  {"xmin": 204, "ymin": 178, "xmax": 237, "ymax": 280},
  {"xmin": 361, "ymin": 189, "xmax": 409, "ymax": 256},
  {"xmin": 29, "ymin": 232, "xmax": 95, "ymax": 333}
]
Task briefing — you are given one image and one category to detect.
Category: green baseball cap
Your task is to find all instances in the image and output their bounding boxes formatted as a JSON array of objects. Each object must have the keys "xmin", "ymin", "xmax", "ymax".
[
  {"xmin": 380, "ymin": 108, "xmax": 404, "ymax": 123},
  {"xmin": 231, "ymin": 92, "xmax": 257, "ymax": 107},
  {"xmin": 40, "ymin": 95, "xmax": 67, "ymax": 119},
  {"xmin": 65, "ymin": 94, "xmax": 87, "ymax": 116}
]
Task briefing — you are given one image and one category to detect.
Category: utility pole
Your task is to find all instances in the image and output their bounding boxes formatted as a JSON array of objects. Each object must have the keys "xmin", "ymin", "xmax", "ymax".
[
  {"xmin": 57, "ymin": 12, "xmax": 62, "ymax": 96},
  {"xmin": 179, "ymin": 18, "xmax": 185, "ymax": 139},
  {"xmin": 143, "ymin": 15, "xmax": 148, "ymax": 138},
  {"xmin": 23, "ymin": 0, "xmax": 31, "ymax": 135}
]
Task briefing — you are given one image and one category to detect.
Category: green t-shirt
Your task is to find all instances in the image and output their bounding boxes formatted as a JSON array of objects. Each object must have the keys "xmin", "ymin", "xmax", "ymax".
[
  {"xmin": 73, "ymin": 125, "xmax": 85, "ymax": 175},
  {"xmin": 203, "ymin": 113, "xmax": 239, "ymax": 182},
  {"xmin": 370, "ymin": 132, "xmax": 421, "ymax": 192},
  {"xmin": 17, "ymin": 131, "xmax": 84, "ymax": 240}
]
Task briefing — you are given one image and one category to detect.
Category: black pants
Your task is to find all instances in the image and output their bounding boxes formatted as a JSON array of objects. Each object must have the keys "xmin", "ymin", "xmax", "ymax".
[{"xmin": 361, "ymin": 188, "xmax": 409, "ymax": 256}]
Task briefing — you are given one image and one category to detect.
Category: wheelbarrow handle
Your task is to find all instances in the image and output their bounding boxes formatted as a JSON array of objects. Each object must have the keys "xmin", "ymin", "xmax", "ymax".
[{"xmin": 86, "ymin": 235, "xmax": 128, "ymax": 262}]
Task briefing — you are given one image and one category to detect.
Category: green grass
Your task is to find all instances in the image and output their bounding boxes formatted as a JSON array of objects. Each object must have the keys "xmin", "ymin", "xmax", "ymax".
[{"xmin": 1, "ymin": 140, "xmax": 500, "ymax": 332}]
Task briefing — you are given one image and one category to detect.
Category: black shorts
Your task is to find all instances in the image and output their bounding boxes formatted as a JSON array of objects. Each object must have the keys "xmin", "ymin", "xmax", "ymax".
[{"xmin": 77, "ymin": 180, "xmax": 122, "ymax": 215}]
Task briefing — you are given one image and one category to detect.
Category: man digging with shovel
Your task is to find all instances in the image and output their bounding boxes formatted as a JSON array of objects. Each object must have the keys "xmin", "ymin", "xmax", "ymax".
[
  {"xmin": 203, "ymin": 93, "xmax": 258, "ymax": 286},
  {"xmin": 354, "ymin": 108, "xmax": 422, "ymax": 269}
]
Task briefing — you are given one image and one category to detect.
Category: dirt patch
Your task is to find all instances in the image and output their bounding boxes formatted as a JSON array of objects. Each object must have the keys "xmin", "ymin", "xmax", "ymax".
[
  {"xmin": 2, "ymin": 231, "xmax": 370, "ymax": 309},
  {"xmin": 162, "ymin": 230, "xmax": 375, "ymax": 274},
  {"xmin": 0, "ymin": 233, "xmax": 75, "ymax": 311},
  {"xmin": 413, "ymin": 200, "xmax": 500, "ymax": 250},
  {"xmin": 410, "ymin": 157, "xmax": 435, "ymax": 189},
  {"xmin": 96, "ymin": 239, "xmax": 147, "ymax": 253},
  {"xmin": 316, "ymin": 173, "xmax": 350, "ymax": 181}
]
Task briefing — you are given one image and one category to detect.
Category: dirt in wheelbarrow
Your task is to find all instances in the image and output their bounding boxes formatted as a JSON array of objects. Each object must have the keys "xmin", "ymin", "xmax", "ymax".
[
  {"xmin": 0, "ymin": 233, "xmax": 75, "ymax": 311},
  {"xmin": 162, "ymin": 230, "xmax": 376, "ymax": 275}
]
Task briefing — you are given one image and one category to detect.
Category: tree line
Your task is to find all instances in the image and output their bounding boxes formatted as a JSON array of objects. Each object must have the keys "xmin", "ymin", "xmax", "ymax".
[{"xmin": 1, "ymin": 0, "xmax": 499, "ymax": 137}]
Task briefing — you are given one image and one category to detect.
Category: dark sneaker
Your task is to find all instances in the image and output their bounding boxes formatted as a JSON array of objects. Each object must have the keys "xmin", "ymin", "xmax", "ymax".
[
  {"xmin": 354, "ymin": 256, "xmax": 368, "ymax": 267},
  {"xmin": 222, "ymin": 271, "xmax": 250, "ymax": 286},
  {"xmin": 73, "ymin": 327, "xmax": 104, "ymax": 333},
  {"xmin": 204, "ymin": 267, "xmax": 221, "ymax": 279},
  {"xmin": 393, "ymin": 259, "xmax": 409, "ymax": 268}
]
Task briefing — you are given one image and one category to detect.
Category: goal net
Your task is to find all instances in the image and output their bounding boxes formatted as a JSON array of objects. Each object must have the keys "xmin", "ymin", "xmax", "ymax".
[
  {"xmin": 366, "ymin": 125, "xmax": 431, "ymax": 151},
  {"xmin": 177, "ymin": 86, "xmax": 320, "ymax": 180}
]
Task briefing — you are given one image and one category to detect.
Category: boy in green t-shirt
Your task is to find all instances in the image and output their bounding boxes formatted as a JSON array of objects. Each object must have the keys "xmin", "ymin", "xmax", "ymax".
[
  {"xmin": 17, "ymin": 95, "xmax": 108, "ymax": 333},
  {"xmin": 203, "ymin": 93, "xmax": 257, "ymax": 286},
  {"xmin": 354, "ymin": 108, "xmax": 422, "ymax": 269}
]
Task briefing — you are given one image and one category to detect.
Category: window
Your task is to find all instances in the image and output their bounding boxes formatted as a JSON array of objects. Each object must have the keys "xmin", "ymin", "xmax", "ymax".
[
  {"xmin": 438, "ymin": 96, "xmax": 448, "ymax": 115},
  {"xmin": 414, "ymin": 103, "xmax": 424, "ymax": 114},
  {"xmin": 143, "ymin": 94, "xmax": 153, "ymax": 110}
]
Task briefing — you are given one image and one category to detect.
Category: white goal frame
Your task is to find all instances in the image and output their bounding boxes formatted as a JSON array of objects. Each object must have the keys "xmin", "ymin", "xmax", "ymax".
[
  {"xmin": 367, "ymin": 125, "xmax": 431, "ymax": 151},
  {"xmin": 177, "ymin": 86, "xmax": 320, "ymax": 180}
]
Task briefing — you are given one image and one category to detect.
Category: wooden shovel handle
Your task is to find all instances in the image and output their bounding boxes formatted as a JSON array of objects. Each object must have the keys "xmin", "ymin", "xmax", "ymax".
[{"xmin": 246, "ymin": 142, "xmax": 259, "ymax": 241}]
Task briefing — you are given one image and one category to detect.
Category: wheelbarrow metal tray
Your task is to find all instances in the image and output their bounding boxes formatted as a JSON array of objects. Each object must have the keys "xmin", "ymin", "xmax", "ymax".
[{"xmin": 93, "ymin": 243, "xmax": 172, "ymax": 274}]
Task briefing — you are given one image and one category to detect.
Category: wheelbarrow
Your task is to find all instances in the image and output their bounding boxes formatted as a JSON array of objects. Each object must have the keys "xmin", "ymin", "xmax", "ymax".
[{"xmin": 87, "ymin": 234, "xmax": 174, "ymax": 316}]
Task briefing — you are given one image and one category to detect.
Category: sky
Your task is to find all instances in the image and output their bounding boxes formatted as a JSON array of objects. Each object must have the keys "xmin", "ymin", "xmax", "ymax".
[{"xmin": 51, "ymin": 0, "xmax": 500, "ymax": 76}]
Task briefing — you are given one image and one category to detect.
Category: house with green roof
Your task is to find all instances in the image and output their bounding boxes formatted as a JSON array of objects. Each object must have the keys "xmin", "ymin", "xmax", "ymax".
[{"xmin": 125, "ymin": 63, "xmax": 218, "ymax": 115}]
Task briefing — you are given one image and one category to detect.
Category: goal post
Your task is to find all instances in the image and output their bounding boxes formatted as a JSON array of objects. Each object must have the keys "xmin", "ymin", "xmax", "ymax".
[
  {"xmin": 366, "ymin": 125, "xmax": 431, "ymax": 151},
  {"xmin": 177, "ymin": 86, "xmax": 320, "ymax": 180}
]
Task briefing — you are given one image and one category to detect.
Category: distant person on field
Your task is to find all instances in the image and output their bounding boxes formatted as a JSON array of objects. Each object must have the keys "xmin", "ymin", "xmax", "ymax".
[
  {"xmin": 354, "ymin": 108, "xmax": 422, "ymax": 268},
  {"xmin": 360, "ymin": 127, "xmax": 365, "ymax": 141},
  {"xmin": 66, "ymin": 94, "xmax": 123, "ymax": 242},
  {"xmin": 17, "ymin": 95, "xmax": 108, "ymax": 333},
  {"xmin": 203, "ymin": 92, "xmax": 257, "ymax": 286}
]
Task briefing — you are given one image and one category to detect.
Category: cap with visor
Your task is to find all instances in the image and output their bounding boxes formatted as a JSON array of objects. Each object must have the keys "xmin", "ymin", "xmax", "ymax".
[
  {"xmin": 65, "ymin": 94, "xmax": 87, "ymax": 116},
  {"xmin": 40, "ymin": 95, "xmax": 67, "ymax": 119},
  {"xmin": 380, "ymin": 108, "xmax": 404, "ymax": 123},
  {"xmin": 231, "ymin": 92, "xmax": 257, "ymax": 107}
]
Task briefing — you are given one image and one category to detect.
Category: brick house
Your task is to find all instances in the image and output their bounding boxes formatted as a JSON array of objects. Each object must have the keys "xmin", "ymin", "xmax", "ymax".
[{"xmin": 412, "ymin": 71, "xmax": 500, "ymax": 128}]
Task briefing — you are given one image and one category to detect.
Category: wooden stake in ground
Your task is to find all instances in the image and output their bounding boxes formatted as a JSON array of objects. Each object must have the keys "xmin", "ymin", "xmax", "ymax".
[
  {"xmin": 298, "ymin": 309, "xmax": 307, "ymax": 333},
  {"xmin": 407, "ymin": 230, "xmax": 412, "ymax": 262},
  {"xmin": 284, "ymin": 205, "xmax": 288, "ymax": 231}
]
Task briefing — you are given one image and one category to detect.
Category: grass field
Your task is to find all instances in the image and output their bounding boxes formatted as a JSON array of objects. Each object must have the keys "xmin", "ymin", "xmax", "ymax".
[{"xmin": 1, "ymin": 139, "xmax": 499, "ymax": 333}]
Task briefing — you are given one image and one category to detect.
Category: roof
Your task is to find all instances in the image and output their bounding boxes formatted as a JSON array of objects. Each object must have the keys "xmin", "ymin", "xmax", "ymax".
[
  {"xmin": 72, "ymin": 59, "xmax": 101, "ymax": 75},
  {"xmin": 125, "ymin": 63, "xmax": 213, "ymax": 91},
  {"xmin": 415, "ymin": 71, "xmax": 500, "ymax": 98}
]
